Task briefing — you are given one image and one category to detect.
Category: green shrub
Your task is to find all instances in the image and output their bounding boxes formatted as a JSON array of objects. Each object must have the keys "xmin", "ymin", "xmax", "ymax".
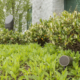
[
  {"xmin": 0, "ymin": 29, "xmax": 28, "ymax": 44},
  {"xmin": 0, "ymin": 11, "xmax": 80, "ymax": 52},
  {"xmin": 47, "ymin": 11, "xmax": 80, "ymax": 51},
  {"xmin": 26, "ymin": 22, "xmax": 51, "ymax": 46},
  {"xmin": 25, "ymin": 11, "xmax": 80, "ymax": 51}
]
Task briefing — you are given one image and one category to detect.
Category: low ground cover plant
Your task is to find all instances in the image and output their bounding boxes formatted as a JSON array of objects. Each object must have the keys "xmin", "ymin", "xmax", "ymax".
[{"xmin": 0, "ymin": 43, "xmax": 80, "ymax": 80}]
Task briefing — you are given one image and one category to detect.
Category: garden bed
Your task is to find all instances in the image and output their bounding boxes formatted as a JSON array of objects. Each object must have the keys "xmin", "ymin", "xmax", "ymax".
[{"xmin": 0, "ymin": 43, "xmax": 80, "ymax": 80}]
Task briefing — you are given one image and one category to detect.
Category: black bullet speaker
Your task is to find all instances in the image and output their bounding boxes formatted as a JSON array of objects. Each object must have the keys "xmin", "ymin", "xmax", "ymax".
[{"xmin": 5, "ymin": 15, "xmax": 14, "ymax": 30}]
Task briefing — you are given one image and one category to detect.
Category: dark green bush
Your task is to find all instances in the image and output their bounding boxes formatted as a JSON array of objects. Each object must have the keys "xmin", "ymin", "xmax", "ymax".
[
  {"xmin": 26, "ymin": 11, "xmax": 80, "ymax": 51},
  {"xmin": 26, "ymin": 23, "xmax": 50, "ymax": 46},
  {"xmin": 47, "ymin": 11, "xmax": 80, "ymax": 52},
  {"xmin": 25, "ymin": 11, "xmax": 80, "ymax": 51},
  {"xmin": 0, "ymin": 11, "xmax": 80, "ymax": 52},
  {"xmin": 0, "ymin": 29, "xmax": 28, "ymax": 44}
]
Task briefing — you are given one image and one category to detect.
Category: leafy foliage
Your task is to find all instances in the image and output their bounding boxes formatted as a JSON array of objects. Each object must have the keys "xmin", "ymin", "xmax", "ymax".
[
  {"xmin": 26, "ymin": 11, "xmax": 80, "ymax": 51},
  {"xmin": 47, "ymin": 11, "xmax": 80, "ymax": 52},
  {"xmin": 26, "ymin": 22, "xmax": 50, "ymax": 46},
  {"xmin": 0, "ymin": 43, "xmax": 79, "ymax": 80},
  {"xmin": 0, "ymin": 10, "xmax": 80, "ymax": 51},
  {"xmin": 0, "ymin": 0, "xmax": 5, "ymax": 29},
  {"xmin": 0, "ymin": 0, "xmax": 31, "ymax": 32},
  {"xmin": 0, "ymin": 29, "xmax": 28, "ymax": 44}
]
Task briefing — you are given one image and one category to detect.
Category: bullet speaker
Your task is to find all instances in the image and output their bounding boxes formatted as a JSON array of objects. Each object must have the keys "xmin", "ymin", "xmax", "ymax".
[
  {"xmin": 59, "ymin": 55, "xmax": 73, "ymax": 66},
  {"xmin": 5, "ymin": 15, "xmax": 14, "ymax": 30}
]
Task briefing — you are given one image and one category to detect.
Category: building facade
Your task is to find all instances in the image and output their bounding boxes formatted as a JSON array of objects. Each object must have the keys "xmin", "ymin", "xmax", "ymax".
[
  {"xmin": 31, "ymin": 0, "xmax": 80, "ymax": 25},
  {"xmin": 32, "ymin": 0, "xmax": 64, "ymax": 24}
]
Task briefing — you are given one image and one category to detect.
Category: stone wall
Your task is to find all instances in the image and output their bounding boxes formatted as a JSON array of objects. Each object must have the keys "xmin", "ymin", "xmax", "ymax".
[{"xmin": 32, "ymin": 0, "xmax": 64, "ymax": 24}]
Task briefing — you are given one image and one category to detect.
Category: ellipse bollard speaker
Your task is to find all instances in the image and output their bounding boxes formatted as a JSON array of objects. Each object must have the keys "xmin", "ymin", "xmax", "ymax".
[
  {"xmin": 59, "ymin": 55, "xmax": 73, "ymax": 66},
  {"xmin": 5, "ymin": 15, "xmax": 14, "ymax": 30}
]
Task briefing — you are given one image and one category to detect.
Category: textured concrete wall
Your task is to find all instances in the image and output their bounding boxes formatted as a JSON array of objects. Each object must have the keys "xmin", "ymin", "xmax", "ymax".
[
  {"xmin": 41, "ymin": 0, "xmax": 53, "ymax": 20},
  {"xmin": 32, "ymin": 0, "xmax": 64, "ymax": 24},
  {"xmin": 32, "ymin": 0, "xmax": 42, "ymax": 24},
  {"xmin": 52, "ymin": 0, "xmax": 64, "ymax": 15}
]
